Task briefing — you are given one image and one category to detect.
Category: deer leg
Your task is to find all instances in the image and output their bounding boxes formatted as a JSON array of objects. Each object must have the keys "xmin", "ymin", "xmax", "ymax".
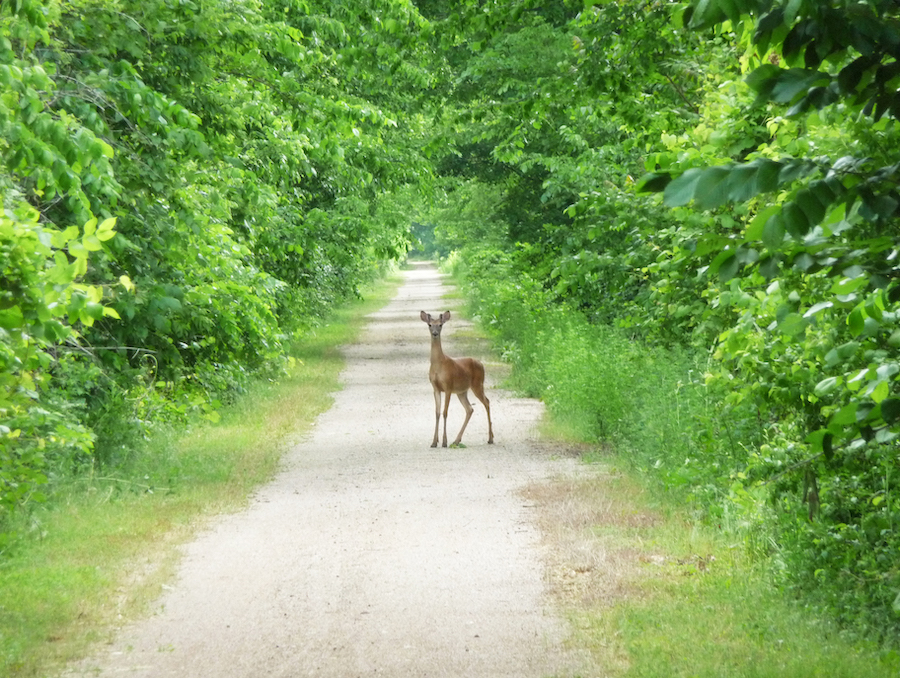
[
  {"xmin": 441, "ymin": 389, "xmax": 455, "ymax": 448},
  {"xmin": 471, "ymin": 373, "xmax": 494, "ymax": 444},
  {"xmin": 451, "ymin": 391, "xmax": 475, "ymax": 447},
  {"xmin": 431, "ymin": 387, "xmax": 441, "ymax": 448},
  {"xmin": 479, "ymin": 394, "xmax": 493, "ymax": 444}
]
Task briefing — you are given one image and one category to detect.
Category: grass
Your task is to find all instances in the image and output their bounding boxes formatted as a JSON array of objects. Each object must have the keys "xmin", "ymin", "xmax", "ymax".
[
  {"xmin": 0, "ymin": 273, "xmax": 402, "ymax": 678},
  {"xmin": 524, "ymin": 458, "xmax": 900, "ymax": 677},
  {"xmin": 446, "ymin": 262, "xmax": 899, "ymax": 675}
]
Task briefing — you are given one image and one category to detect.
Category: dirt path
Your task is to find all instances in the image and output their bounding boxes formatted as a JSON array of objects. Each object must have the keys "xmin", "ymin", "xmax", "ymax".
[{"xmin": 66, "ymin": 262, "xmax": 589, "ymax": 678}]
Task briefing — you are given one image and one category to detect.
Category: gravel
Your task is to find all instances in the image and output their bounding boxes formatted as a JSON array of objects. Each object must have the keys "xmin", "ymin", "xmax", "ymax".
[{"xmin": 65, "ymin": 262, "xmax": 590, "ymax": 678}]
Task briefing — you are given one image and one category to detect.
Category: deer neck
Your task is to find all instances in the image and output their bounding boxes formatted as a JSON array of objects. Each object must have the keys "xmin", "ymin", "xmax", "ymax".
[{"xmin": 430, "ymin": 334, "xmax": 445, "ymax": 365}]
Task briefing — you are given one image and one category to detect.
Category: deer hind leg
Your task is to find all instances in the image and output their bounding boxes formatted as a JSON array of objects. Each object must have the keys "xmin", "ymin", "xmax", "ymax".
[
  {"xmin": 431, "ymin": 387, "xmax": 442, "ymax": 448},
  {"xmin": 471, "ymin": 371, "xmax": 494, "ymax": 444},
  {"xmin": 441, "ymin": 388, "xmax": 457, "ymax": 448},
  {"xmin": 451, "ymin": 391, "xmax": 475, "ymax": 447}
]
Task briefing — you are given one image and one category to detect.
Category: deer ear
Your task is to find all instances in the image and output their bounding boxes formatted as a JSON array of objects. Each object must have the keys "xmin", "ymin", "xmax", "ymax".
[
  {"xmin": 420, "ymin": 311, "xmax": 430, "ymax": 322},
  {"xmin": 442, "ymin": 311, "xmax": 451, "ymax": 321}
]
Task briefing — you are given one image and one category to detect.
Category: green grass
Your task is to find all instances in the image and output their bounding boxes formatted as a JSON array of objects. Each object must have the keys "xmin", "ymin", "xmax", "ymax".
[
  {"xmin": 528, "ymin": 463, "xmax": 900, "ymax": 678},
  {"xmin": 0, "ymin": 274, "xmax": 401, "ymax": 678},
  {"xmin": 442, "ymin": 262, "xmax": 900, "ymax": 677},
  {"xmin": 608, "ymin": 576, "xmax": 897, "ymax": 677}
]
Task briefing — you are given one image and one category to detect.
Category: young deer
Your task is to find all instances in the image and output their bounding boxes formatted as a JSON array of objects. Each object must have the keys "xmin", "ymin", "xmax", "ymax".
[{"xmin": 420, "ymin": 311, "xmax": 494, "ymax": 448}]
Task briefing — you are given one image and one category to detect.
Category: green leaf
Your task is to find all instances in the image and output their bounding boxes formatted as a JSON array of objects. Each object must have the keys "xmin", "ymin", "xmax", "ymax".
[
  {"xmin": 753, "ymin": 159, "xmax": 782, "ymax": 194},
  {"xmin": 709, "ymin": 248, "xmax": 735, "ymax": 277},
  {"xmin": 52, "ymin": 225, "xmax": 79, "ymax": 248},
  {"xmin": 777, "ymin": 312, "xmax": 807, "ymax": 336},
  {"xmin": 156, "ymin": 296, "xmax": 183, "ymax": 313},
  {"xmin": 803, "ymin": 301, "xmax": 833, "ymax": 318},
  {"xmin": 830, "ymin": 402, "xmax": 858, "ymax": 428},
  {"xmin": 725, "ymin": 162, "xmax": 764, "ymax": 202},
  {"xmin": 97, "ymin": 217, "xmax": 116, "ymax": 233},
  {"xmin": 68, "ymin": 240, "xmax": 89, "ymax": 259},
  {"xmin": 759, "ymin": 254, "xmax": 782, "ymax": 279},
  {"xmin": 881, "ymin": 398, "xmax": 900, "ymax": 423},
  {"xmin": 694, "ymin": 166, "xmax": 732, "ymax": 209},
  {"xmin": 771, "ymin": 68, "xmax": 828, "ymax": 104},
  {"xmin": 754, "ymin": 9, "xmax": 785, "ymax": 56},
  {"xmin": 838, "ymin": 56, "xmax": 873, "ymax": 94},
  {"xmin": 826, "ymin": 341, "xmax": 860, "ymax": 366},
  {"xmin": 718, "ymin": 253, "xmax": 740, "ymax": 282},
  {"xmin": 746, "ymin": 204, "xmax": 781, "ymax": 240},
  {"xmin": 84, "ymin": 302, "xmax": 104, "ymax": 322},
  {"xmin": 848, "ymin": 308, "xmax": 865, "ymax": 336},
  {"xmin": 871, "ymin": 380, "xmax": 890, "ymax": 404},
  {"xmin": 782, "ymin": 202, "xmax": 810, "ymax": 237},
  {"xmin": 0, "ymin": 306, "xmax": 25, "ymax": 330},
  {"xmin": 663, "ymin": 168, "xmax": 704, "ymax": 206},
  {"xmin": 746, "ymin": 64, "xmax": 781, "ymax": 97},
  {"xmin": 795, "ymin": 186, "xmax": 828, "ymax": 225},
  {"xmin": 636, "ymin": 172, "xmax": 671, "ymax": 193},
  {"xmin": 793, "ymin": 252, "xmax": 814, "ymax": 272},
  {"xmin": 806, "ymin": 429, "xmax": 834, "ymax": 460},
  {"xmin": 762, "ymin": 213, "xmax": 786, "ymax": 248},
  {"xmin": 814, "ymin": 376, "xmax": 841, "ymax": 396},
  {"xmin": 83, "ymin": 234, "xmax": 103, "ymax": 251}
]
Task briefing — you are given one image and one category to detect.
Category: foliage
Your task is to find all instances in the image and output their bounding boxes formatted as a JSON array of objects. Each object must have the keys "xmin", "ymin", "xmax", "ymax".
[
  {"xmin": 3, "ymin": 0, "xmax": 900, "ymax": 650},
  {"xmin": 0, "ymin": 276, "xmax": 398, "ymax": 677},
  {"xmin": 1, "ymin": 0, "xmax": 430, "ymax": 531},
  {"xmin": 420, "ymin": 0, "xmax": 900, "ymax": 644},
  {"xmin": 640, "ymin": 0, "xmax": 900, "ymax": 462},
  {"xmin": 635, "ymin": 0, "xmax": 900, "ymax": 635},
  {"xmin": 0, "ymin": 203, "xmax": 118, "ymax": 530}
]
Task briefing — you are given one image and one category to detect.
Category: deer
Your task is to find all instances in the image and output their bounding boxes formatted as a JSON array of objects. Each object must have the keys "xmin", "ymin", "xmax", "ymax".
[{"xmin": 420, "ymin": 311, "xmax": 494, "ymax": 448}]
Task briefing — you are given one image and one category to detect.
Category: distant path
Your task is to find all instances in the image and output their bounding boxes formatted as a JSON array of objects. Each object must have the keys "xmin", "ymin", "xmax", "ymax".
[{"xmin": 66, "ymin": 262, "xmax": 587, "ymax": 677}]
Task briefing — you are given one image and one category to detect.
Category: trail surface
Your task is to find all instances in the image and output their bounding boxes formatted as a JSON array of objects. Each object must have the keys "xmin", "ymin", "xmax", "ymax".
[{"xmin": 67, "ymin": 263, "xmax": 587, "ymax": 677}]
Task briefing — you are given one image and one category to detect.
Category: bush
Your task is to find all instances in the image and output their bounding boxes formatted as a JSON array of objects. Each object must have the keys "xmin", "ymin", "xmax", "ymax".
[{"xmin": 450, "ymin": 242, "xmax": 900, "ymax": 645}]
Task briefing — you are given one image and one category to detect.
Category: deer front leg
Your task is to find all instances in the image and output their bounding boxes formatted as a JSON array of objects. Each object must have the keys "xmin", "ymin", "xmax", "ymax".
[
  {"xmin": 451, "ymin": 391, "xmax": 475, "ymax": 447},
  {"xmin": 431, "ymin": 387, "xmax": 441, "ymax": 448}
]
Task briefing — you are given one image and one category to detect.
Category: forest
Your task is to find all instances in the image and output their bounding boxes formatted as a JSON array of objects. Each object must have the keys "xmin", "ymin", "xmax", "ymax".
[{"xmin": 2, "ymin": 0, "xmax": 899, "ymax": 653}]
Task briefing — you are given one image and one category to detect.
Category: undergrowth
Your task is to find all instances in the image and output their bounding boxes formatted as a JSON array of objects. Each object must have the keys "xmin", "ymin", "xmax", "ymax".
[
  {"xmin": 526, "ymin": 468, "xmax": 900, "ymax": 677},
  {"xmin": 444, "ymin": 248, "xmax": 900, "ymax": 659},
  {"xmin": 0, "ymin": 273, "xmax": 401, "ymax": 678}
]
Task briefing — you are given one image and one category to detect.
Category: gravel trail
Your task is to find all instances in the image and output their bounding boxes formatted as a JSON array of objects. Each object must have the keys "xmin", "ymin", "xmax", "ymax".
[{"xmin": 67, "ymin": 262, "xmax": 587, "ymax": 678}]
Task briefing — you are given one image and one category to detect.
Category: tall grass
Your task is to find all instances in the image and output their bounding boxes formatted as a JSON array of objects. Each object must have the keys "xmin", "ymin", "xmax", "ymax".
[
  {"xmin": 451, "ymin": 250, "xmax": 740, "ymax": 504},
  {"xmin": 526, "ymin": 470, "xmax": 900, "ymax": 677},
  {"xmin": 448, "ymin": 249, "xmax": 900, "ymax": 674},
  {"xmin": 0, "ymin": 274, "xmax": 401, "ymax": 678}
]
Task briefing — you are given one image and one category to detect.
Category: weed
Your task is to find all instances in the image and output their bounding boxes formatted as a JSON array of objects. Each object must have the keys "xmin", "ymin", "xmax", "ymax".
[
  {"xmin": 0, "ymin": 275, "xmax": 401, "ymax": 678},
  {"xmin": 526, "ymin": 466, "xmax": 900, "ymax": 677}
]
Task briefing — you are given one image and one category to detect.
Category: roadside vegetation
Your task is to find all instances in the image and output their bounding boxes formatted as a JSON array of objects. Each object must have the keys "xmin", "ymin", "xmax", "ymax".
[
  {"xmin": 3, "ymin": 0, "xmax": 900, "ymax": 673},
  {"xmin": 1, "ymin": 0, "xmax": 424, "ymax": 548},
  {"xmin": 416, "ymin": 0, "xmax": 900, "ymax": 660},
  {"xmin": 526, "ymin": 464, "xmax": 899, "ymax": 677},
  {"xmin": 0, "ymin": 274, "xmax": 399, "ymax": 677}
]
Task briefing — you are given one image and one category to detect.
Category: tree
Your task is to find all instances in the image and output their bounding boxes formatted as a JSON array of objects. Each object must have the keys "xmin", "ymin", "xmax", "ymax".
[{"xmin": 1, "ymin": 0, "xmax": 435, "ymax": 522}]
